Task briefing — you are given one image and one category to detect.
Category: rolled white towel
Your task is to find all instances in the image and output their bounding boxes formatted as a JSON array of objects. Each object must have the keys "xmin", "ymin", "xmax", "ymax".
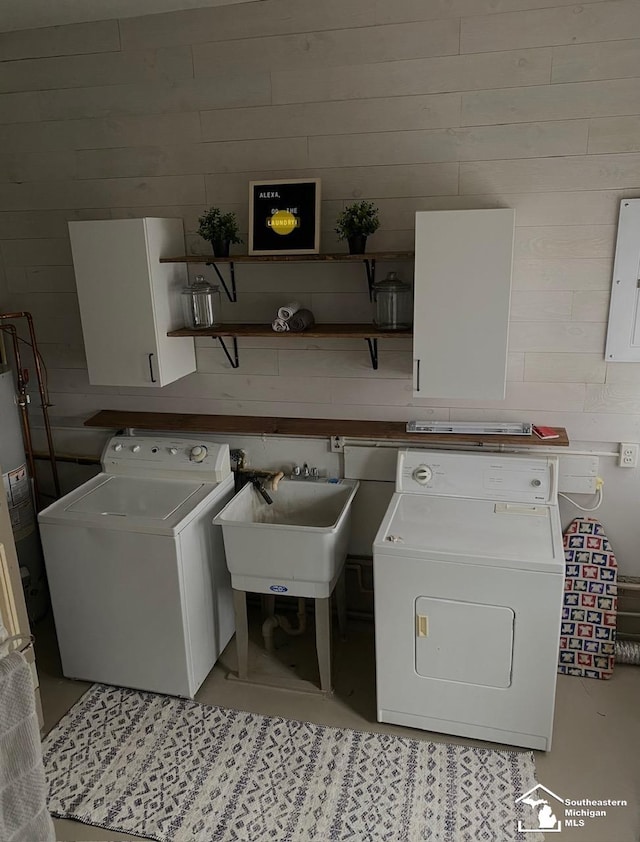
[
  {"xmin": 272, "ymin": 317, "xmax": 290, "ymax": 332},
  {"xmin": 277, "ymin": 301, "xmax": 300, "ymax": 320}
]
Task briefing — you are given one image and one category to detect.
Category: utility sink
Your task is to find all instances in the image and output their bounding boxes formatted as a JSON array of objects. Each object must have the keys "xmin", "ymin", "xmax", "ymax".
[{"xmin": 213, "ymin": 478, "xmax": 360, "ymax": 598}]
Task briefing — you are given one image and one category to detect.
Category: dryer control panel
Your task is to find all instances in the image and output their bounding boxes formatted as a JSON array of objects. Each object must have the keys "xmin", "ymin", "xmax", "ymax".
[
  {"xmin": 397, "ymin": 449, "xmax": 558, "ymax": 504},
  {"xmin": 101, "ymin": 436, "xmax": 231, "ymax": 483}
]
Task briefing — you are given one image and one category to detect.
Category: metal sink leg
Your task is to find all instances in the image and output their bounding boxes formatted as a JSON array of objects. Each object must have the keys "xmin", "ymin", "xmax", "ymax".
[
  {"xmin": 336, "ymin": 569, "xmax": 348, "ymax": 641},
  {"xmin": 232, "ymin": 589, "xmax": 249, "ymax": 680},
  {"xmin": 315, "ymin": 597, "xmax": 332, "ymax": 693}
]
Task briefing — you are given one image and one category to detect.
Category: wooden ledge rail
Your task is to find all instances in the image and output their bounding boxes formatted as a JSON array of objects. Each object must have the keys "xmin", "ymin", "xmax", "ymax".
[
  {"xmin": 160, "ymin": 253, "xmax": 415, "ymax": 302},
  {"xmin": 159, "ymin": 252, "xmax": 415, "ymax": 264},
  {"xmin": 167, "ymin": 324, "xmax": 413, "ymax": 370},
  {"xmin": 167, "ymin": 324, "xmax": 413, "ymax": 339},
  {"xmin": 84, "ymin": 411, "xmax": 569, "ymax": 448}
]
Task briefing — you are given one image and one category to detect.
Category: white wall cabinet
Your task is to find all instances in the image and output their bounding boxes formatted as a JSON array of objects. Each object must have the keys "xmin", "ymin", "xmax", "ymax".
[
  {"xmin": 69, "ymin": 218, "xmax": 195, "ymax": 387},
  {"xmin": 413, "ymin": 209, "xmax": 515, "ymax": 400},
  {"xmin": 605, "ymin": 199, "xmax": 640, "ymax": 362}
]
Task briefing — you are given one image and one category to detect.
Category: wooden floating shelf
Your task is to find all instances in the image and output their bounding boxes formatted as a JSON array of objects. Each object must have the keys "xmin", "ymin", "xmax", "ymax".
[
  {"xmin": 160, "ymin": 252, "xmax": 414, "ymax": 264},
  {"xmin": 167, "ymin": 323, "xmax": 413, "ymax": 339},
  {"xmin": 85, "ymin": 410, "xmax": 570, "ymax": 448},
  {"xmin": 160, "ymin": 252, "xmax": 415, "ymax": 303},
  {"xmin": 168, "ymin": 323, "xmax": 412, "ymax": 370}
]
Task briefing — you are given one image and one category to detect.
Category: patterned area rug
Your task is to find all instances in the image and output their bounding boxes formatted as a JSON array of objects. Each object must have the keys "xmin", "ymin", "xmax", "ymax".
[{"xmin": 43, "ymin": 684, "xmax": 541, "ymax": 842}]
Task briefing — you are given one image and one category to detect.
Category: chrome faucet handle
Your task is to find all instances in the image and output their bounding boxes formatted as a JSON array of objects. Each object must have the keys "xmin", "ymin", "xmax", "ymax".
[
  {"xmin": 310, "ymin": 466, "xmax": 319, "ymax": 479},
  {"xmin": 291, "ymin": 464, "xmax": 301, "ymax": 477}
]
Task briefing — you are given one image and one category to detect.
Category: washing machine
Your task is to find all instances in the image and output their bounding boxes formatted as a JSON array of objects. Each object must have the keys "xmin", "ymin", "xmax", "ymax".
[
  {"xmin": 373, "ymin": 448, "xmax": 565, "ymax": 750},
  {"xmin": 38, "ymin": 435, "xmax": 235, "ymax": 698}
]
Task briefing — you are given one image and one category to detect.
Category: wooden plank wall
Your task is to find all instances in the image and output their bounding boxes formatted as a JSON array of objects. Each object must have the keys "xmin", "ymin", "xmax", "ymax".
[{"xmin": 0, "ymin": 0, "xmax": 639, "ymax": 442}]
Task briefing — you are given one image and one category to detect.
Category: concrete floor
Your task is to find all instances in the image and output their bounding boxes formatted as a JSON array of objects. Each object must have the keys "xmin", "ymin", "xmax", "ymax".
[{"xmin": 36, "ymin": 608, "xmax": 640, "ymax": 842}]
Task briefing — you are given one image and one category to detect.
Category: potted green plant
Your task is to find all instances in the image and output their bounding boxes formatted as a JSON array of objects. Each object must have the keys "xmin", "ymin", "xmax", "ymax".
[
  {"xmin": 197, "ymin": 207, "xmax": 243, "ymax": 257},
  {"xmin": 335, "ymin": 200, "xmax": 380, "ymax": 254}
]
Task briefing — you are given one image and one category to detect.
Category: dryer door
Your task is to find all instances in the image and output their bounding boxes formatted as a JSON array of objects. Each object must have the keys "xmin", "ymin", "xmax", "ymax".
[{"xmin": 415, "ymin": 597, "xmax": 514, "ymax": 688}]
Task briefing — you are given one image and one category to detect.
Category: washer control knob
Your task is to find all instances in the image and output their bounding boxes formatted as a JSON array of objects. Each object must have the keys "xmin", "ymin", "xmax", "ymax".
[
  {"xmin": 169, "ymin": 447, "xmax": 178, "ymax": 455},
  {"xmin": 190, "ymin": 445, "xmax": 208, "ymax": 463},
  {"xmin": 531, "ymin": 478, "xmax": 542, "ymax": 487},
  {"xmin": 412, "ymin": 465, "xmax": 433, "ymax": 485},
  {"xmin": 113, "ymin": 443, "xmax": 123, "ymax": 451},
  {"xmin": 132, "ymin": 445, "xmax": 141, "ymax": 453}
]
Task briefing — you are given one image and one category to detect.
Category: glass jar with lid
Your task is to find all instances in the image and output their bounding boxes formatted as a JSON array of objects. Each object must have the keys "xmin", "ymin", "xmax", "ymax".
[
  {"xmin": 181, "ymin": 275, "xmax": 221, "ymax": 329},
  {"xmin": 373, "ymin": 271, "xmax": 413, "ymax": 330}
]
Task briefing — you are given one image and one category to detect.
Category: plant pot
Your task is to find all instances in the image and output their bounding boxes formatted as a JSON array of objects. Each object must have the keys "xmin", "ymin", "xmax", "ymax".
[
  {"xmin": 347, "ymin": 235, "xmax": 367, "ymax": 255},
  {"xmin": 211, "ymin": 238, "xmax": 231, "ymax": 258}
]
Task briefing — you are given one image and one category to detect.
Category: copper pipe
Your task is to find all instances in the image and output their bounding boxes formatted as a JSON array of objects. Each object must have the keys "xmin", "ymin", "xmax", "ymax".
[
  {"xmin": 0, "ymin": 311, "xmax": 60, "ymax": 497},
  {"xmin": 0, "ymin": 324, "xmax": 39, "ymax": 501},
  {"xmin": 24, "ymin": 312, "xmax": 59, "ymax": 496}
]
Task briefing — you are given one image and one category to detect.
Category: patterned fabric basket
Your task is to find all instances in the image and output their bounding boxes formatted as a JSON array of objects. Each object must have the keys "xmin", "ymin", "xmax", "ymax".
[{"xmin": 558, "ymin": 517, "xmax": 617, "ymax": 679}]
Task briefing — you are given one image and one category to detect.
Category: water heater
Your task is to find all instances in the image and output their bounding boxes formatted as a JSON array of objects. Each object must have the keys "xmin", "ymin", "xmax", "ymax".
[{"xmin": 0, "ymin": 365, "xmax": 48, "ymax": 622}]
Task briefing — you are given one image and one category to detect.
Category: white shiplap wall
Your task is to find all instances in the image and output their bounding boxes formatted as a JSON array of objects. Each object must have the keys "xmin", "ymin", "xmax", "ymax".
[{"xmin": 0, "ymin": 0, "xmax": 639, "ymax": 443}]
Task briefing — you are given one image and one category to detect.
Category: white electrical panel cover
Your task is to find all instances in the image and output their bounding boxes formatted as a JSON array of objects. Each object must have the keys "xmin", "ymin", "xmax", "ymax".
[
  {"xmin": 605, "ymin": 199, "xmax": 640, "ymax": 362},
  {"xmin": 413, "ymin": 209, "xmax": 515, "ymax": 400},
  {"xmin": 69, "ymin": 218, "xmax": 195, "ymax": 388}
]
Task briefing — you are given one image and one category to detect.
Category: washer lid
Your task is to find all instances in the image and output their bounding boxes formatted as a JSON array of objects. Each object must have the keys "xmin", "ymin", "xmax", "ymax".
[
  {"xmin": 65, "ymin": 476, "xmax": 204, "ymax": 519},
  {"xmin": 377, "ymin": 493, "xmax": 563, "ymax": 572},
  {"xmin": 38, "ymin": 473, "xmax": 229, "ymax": 535}
]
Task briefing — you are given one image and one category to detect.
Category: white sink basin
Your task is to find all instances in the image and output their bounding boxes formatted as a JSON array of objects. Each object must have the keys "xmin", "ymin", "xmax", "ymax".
[{"xmin": 213, "ymin": 478, "xmax": 359, "ymax": 598}]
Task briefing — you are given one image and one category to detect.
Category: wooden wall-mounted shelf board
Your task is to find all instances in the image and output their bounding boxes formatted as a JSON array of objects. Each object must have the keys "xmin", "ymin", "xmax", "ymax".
[
  {"xmin": 161, "ymin": 252, "xmax": 415, "ymax": 302},
  {"xmin": 160, "ymin": 252, "xmax": 415, "ymax": 264},
  {"xmin": 167, "ymin": 323, "xmax": 412, "ymax": 370},
  {"xmin": 167, "ymin": 324, "xmax": 412, "ymax": 339},
  {"xmin": 85, "ymin": 410, "xmax": 569, "ymax": 448}
]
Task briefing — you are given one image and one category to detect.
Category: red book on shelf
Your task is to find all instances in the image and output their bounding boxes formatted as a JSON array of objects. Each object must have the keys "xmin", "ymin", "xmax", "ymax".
[{"xmin": 533, "ymin": 425, "xmax": 560, "ymax": 440}]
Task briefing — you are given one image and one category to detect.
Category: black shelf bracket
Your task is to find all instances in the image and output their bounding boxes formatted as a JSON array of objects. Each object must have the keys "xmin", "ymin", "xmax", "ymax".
[
  {"xmin": 363, "ymin": 258, "xmax": 377, "ymax": 301},
  {"xmin": 206, "ymin": 261, "xmax": 237, "ymax": 303},
  {"xmin": 365, "ymin": 337, "xmax": 378, "ymax": 370},
  {"xmin": 217, "ymin": 336, "xmax": 239, "ymax": 368}
]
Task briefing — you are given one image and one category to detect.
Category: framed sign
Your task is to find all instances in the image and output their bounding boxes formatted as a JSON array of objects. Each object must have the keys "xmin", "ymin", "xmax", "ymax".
[{"xmin": 248, "ymin": 178, "xmax": 321, "ymax": 255}]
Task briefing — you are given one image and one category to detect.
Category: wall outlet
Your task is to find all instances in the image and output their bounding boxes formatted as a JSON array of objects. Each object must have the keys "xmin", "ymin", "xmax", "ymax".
[{"xmin": 619, "ymin": 443, "xmax": 639, "ymax": 468}]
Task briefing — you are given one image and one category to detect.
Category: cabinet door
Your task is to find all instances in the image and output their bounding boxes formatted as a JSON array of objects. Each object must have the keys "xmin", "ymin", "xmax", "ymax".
[
  {"xmin": 605, "ymin": 199, "xmax": 640, "ymax": 361},
  {"xmin": 413, "ymin": 209, "xmax": 514, "ymax": 400},
  {"xmin": 69, "ymin": 218, "xmax": 194, "ymax": 387}
]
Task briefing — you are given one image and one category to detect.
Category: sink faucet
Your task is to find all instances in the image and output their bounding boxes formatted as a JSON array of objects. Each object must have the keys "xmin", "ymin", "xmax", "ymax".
[
  {"xmin": 237, "ymin": 467, "xmax": 283, "ymax": 497},
  {"xmin": 290, "ymin": 463, "xmax": 321, "ymax": 480}
]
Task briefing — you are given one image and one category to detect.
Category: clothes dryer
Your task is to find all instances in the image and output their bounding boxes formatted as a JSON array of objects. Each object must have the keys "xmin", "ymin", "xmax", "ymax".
[
  {"xmin": 373, "ymin": 449, "xmax": 564, "ymax": 750},
  {"xmin": 39, "ymin": 436, "xmax": 235, "ymax": 697}
]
